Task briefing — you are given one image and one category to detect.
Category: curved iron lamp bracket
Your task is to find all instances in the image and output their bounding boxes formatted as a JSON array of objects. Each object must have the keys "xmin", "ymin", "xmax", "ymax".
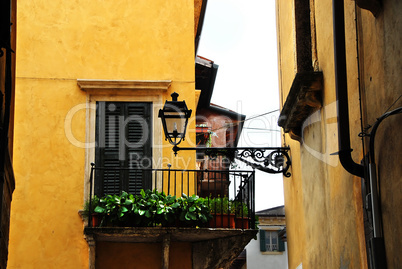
[
  {"xmin": 173, "ymin": 146, "xmax": 291, "ymax": 177},
  {"xmin": 235, "ymin": 148, "xmax": 291, "ymax": 177}
]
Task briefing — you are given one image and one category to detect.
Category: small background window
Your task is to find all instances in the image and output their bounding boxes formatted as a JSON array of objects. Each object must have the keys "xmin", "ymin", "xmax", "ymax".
[{"xmin": 259, "ymin": 229, "xmax": 285, "ymax": 252}]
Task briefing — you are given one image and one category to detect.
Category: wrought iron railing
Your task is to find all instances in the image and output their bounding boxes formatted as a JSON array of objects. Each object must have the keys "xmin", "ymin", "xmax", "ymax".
[{"xmin": 87, "ymin": 163, "xmax": 255, "ymax": 229}]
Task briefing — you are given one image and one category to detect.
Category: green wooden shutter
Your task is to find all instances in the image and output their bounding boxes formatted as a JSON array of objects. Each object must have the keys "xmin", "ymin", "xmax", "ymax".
[
  {"xmin": 95, "ymin": 102, "xmax": 123, "ymax": 196},
  {"xmin": 125, "ymin": 103, "xmax": 152, "ymax": 195},
  {"xmin": 95, "ymin": 102, "xmax": 152, "ymax": 196},
  {"xmin": 278, "ymin": 229, "xmax": 285, "ymax": 251},
  {"xmin": 259, "ymin": 229, "xmax": 267, "ymax": 252}
]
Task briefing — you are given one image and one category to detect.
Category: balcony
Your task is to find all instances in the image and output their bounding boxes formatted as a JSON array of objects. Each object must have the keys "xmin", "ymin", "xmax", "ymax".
[
  {"xmin": 85, "ymin": 165, "xmax": 256, "ymax": 229},
  {"xmin": 83, "ymin": 165, "xmax": 258, "ymax": 269}
]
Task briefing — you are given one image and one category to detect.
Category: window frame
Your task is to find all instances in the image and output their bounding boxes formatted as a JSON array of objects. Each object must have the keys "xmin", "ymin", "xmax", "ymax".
[
  {"xmin": 78, "ymin": 79, "xmax": 170, "ymax": 200},
  {"xmin": 259, "ymin": 229, "xmax": 285, "ymax": 253}
]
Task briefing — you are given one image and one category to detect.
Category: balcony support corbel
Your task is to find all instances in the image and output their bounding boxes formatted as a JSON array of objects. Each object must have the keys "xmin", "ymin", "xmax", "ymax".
[
  {"xmin": 161, "ymin": 234, "xmax": 171, "ymax": 269},
  {"xmin": 85, "ymin": 234, "xmax": 96, "ymax": 269},
  {"xmin": 278, "ymin": 71, "xmax": 323, "ymax": 142}
]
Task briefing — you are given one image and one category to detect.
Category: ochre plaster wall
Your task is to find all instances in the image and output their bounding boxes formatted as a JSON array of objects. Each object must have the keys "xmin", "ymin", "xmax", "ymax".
[
  {"xmin": 275, "ymin": 0, "xmax": 401, "ymax": 268},
  {"xmin": 275, "ymin": 1, "xmax": 308, "ymax": 268},
  {"xmin": 356, "ymin": 1, "xmax": 402, "ymax": 267},
  {"xmin": 9, "ymin": 0, "xmax": 196, "ymax": 268}
]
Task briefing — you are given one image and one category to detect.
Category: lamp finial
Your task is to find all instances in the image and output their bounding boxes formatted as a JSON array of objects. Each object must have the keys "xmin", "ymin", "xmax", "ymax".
[{"xmin": 171, "ymin": 92, "xmax": 179, "ymax": 101}]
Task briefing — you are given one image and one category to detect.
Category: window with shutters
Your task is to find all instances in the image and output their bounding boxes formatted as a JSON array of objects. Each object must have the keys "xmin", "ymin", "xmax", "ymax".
[
  {"xmin": 259, "ymin": 229, "xmax": 285, "ymax": 253},
  {"xmin": 94, "ymin": 102, "xmax": 152, "ymax": 196}
]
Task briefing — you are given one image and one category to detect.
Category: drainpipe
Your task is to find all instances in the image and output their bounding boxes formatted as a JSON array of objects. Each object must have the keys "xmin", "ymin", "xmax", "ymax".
[
  {"xmin": 366, "ymin": 107, "xmax": 401, "ymax": 268},
  {"xmin": 332, "ymin": 0, "xmax": 364, "ymax": 178},
  {"xmin": 332, "ymin": 1, "xmax": 388, "ymax": 268}
]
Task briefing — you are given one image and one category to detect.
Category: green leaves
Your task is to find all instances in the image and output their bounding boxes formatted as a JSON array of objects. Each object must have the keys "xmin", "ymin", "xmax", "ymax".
[
  {"xmin": 83, "ymin": 195, "xmax": 100, "ymax": 217},
  {"xmin": 185, "ymin": 211, "xmax": 196, "ymax": 221},
  {"xmin": 133, "ymin": 189, "xmax": 178, "ymax": 226},
  {"xmin": 94, "ymin": 205, "xmax": 106, "ymax": 214},
  {"xmin": 93, "ymin": 192, "xmax": 134, "ymax": 224},
  {"xmin": 86, "ymin": 190, "xmax": 212, "ymax": 228},
  {"xmin": 232, "ymin": 200, "xmax": 249, "ymax": 217},
  {"xmin": 207, "ymin": 195, "xmax": 233, "ymax": 214},
  {"xmin": 177, "ymin": 194, "xmax": 212, "ymax": 227}
]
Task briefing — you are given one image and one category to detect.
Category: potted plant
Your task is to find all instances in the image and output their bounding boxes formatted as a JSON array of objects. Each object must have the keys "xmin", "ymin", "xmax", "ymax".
[
  {"xmin": 85, "ymin": 189, "xmax": 217, "ymax": 228},
  {"xmin": 207, "ymin": 196, "xmax": 235, "ymax": 228},
  {"xmin": 177, "ymin": 194, "xmax": 212, "ymax": 227},
  {"xmin": 135, "ymin": 189, "xmax": 179, "ymax": 227},
  {"xmin": 92, "ymin": 191, "xmax": 135, "ymax": 227},
  {"xmin": 232, "ymin": 201, "xmax": 250, "ymax": 229},
  {"xmin": 83, "ymin": 196, "xmax": 101, "ymax": 227}
]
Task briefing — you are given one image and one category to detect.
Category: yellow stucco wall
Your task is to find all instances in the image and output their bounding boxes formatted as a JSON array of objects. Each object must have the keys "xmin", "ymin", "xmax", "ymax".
[
  {"xmin": 275, "ymin": 1, "xmax": 307, "ymax": 267},
  {"xmin": 276, "ymin": 0, "xmax": 401, "ymax": 268},
  {"xmin": 9, "ymin": 0, "xmax": 196, "ymax": 268},
  {"xmin": 356, "ymin": 1, "xmax": 402, "ymax": 267}
]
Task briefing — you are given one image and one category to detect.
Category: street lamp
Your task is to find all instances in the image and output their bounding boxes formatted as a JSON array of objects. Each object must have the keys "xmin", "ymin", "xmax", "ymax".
[
  {"xmin": 158, "ymin": 92, "xmax": 192, "ymax": 152},
  {"xmin": 159, "ymin": 94, "xmax": 292, "ymax": 176}
]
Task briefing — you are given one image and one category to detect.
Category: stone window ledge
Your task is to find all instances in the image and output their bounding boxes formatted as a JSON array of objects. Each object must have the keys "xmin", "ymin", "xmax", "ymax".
[
  {"xmin": 77, "ymin": 79, "xmax": 171, "ymax": 94},
  {"xmin": 261, "ymin": 251, "xmax": 284, "ymax": 255}
]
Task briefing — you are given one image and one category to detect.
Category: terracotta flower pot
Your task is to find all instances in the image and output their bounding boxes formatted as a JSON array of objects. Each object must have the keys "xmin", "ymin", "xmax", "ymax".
[
  {"xmin": 235, "ymin": 217, "xmax": 249, "ymax": 229},
  {"xmin": 91, "ymin": 213, "xmax": 101, "ymax": 227},
  {"xmin": 209, "ymin": 214, "xmax": 235, "ymax": 228}
]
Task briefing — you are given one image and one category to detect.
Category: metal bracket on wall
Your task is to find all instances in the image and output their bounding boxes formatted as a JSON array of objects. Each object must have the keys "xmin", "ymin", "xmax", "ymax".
[{"xmin": 173, "ymin": 146, "xmax": 292, "ymax": 177}]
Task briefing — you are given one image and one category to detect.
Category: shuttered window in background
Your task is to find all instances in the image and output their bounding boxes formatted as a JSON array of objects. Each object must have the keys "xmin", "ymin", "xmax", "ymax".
[
  {"xmin": 259, "ymin": 229, "xmax": 285, "ymax": 252},
  {"xmin": 95, "ymin": 102, "xmax": 152, "ymax": 196},
  {"xmin": 259, "ymin": 229, "xmax": 267, "ymax": 252}
]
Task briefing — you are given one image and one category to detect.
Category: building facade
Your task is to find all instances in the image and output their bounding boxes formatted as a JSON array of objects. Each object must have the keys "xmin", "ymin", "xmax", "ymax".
[
  {"xmin": 276, "ymin": 0, "xmax": 401, "ymax": 268},
  {"xmin": 9, "ymin": 1, "xmax": 256, "ymax": 269},
  {"xmin": 246, "ymin": 206, "xmax": 288, "ymax": 269},
  {"xmin": 194, "ymin": 56, "xmax": 246, "ymax": 198}
]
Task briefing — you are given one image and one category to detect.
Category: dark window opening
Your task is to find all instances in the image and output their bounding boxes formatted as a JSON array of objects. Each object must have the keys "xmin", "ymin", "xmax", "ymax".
[
  {"xmin": 95, "ymin": 102, "xmax": 152, "ymax": 196},
  {"xmin": 295, "ymin": 0, "xmax": 314, "ymax": 72}
]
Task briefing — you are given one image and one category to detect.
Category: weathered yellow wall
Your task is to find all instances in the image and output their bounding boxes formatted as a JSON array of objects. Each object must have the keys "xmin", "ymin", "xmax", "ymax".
[
  {"xmin": 275, "ymin": 1, "xmax": 308, "ymax": 267},
  {"xmin": 357, "ymin": 1, "xmax": 402, "ymax": 267},
  {"xmin": 10, "ymin": 79, "xmax": 89, "ymax": 268},
  {"xmin": 276, "ymin": 0, "xmax": 401, "ymax": 268},
  {"xmin": 9, "ymin": 0, "xmax": 196, "ymax": 268}
]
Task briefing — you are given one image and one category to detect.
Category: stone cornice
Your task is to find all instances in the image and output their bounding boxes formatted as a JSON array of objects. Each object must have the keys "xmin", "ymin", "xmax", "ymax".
[{"xmin": 77, "ymin": 79, "xmax": 171, "ymax": 92}]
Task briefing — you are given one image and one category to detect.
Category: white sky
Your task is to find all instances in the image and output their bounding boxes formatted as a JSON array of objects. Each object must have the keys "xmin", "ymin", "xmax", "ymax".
[{"xmin": 197, "ymin": 0, "xmax": 285, "ymax": 211}]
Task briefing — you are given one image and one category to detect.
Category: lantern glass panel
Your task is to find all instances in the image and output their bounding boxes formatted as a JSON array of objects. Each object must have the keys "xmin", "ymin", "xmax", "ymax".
[{"xmin": 165, "ymin": 113, "xmax": 187, "ymax": 138}]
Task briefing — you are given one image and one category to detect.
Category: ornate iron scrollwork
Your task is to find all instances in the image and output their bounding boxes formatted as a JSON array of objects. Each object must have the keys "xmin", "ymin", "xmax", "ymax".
[
  {"xmin": 196, "ymin": 147, "xmax": 291, "ymax": 177},
  {"xmin": 235, "ymin": 148, "xmax": 291, "ymax": 177},
  {"xmin": 173, "ymin": 145, "xmax": 291, "ymax": 177}
]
